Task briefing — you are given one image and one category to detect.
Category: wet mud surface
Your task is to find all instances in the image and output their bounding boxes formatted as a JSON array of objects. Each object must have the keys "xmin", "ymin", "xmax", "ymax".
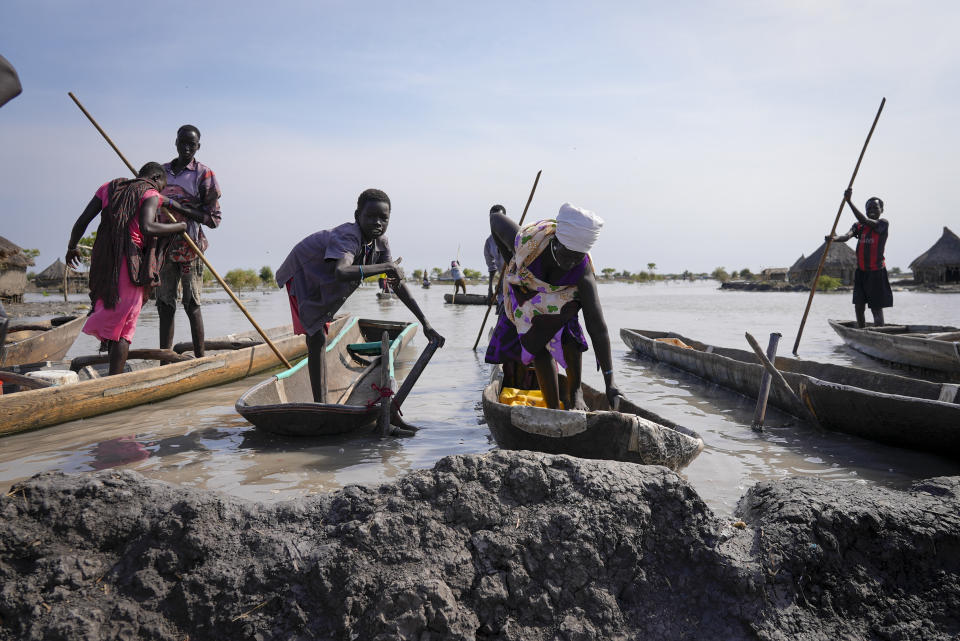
[{"xmin": 1, "ymin": 450, "xmax": 958, "ymax": 640}]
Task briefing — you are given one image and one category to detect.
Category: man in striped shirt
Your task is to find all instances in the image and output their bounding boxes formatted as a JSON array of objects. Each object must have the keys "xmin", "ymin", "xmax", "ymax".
[{"xmin": 826, "ymin": 188, "xmax": 892, "ymax": 328}]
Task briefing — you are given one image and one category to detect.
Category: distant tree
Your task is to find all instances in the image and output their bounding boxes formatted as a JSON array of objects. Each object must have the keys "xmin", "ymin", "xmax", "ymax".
[
  {"xmin": 890, "ymin": 266, "xmax": 902, "ymax": 275},
  {"xmin": 412, "ymin": 269, "xmax": 423, "ymax": 280},
  {"xmin": 711, "ymin": 267, "xmax": 730, "ymax": 282},
  {"xmin": 202, "ymin": 267, "xmax": 216, "ymax": 285},
  {"xmin": 26, "ymin": 271, "xmax": 36, "ymax": 280},
  {"xmin": 463, "ymin": 268, "xmax": 482, "ymax": 279},
  {"xmin": 23, "ymin": 248, "xmax": 40, "ymax": 261},
  {"xmin": 601, "ymin": 267, "xmax": 616, "ymax": 279},
  {"xmin": 739, "ymin": 268, "xmax": 753, "ymax": 280},
  {"xmin": 224, "ymin": 268, "xmax": 260, "ymax": 290},
  {"xmin": 681, "ymin": 270, "xmax": 692, "ymax": 280},
  {"xmin": 647, "ymin": 262, "xmax": 656, "ymax": 274},
  {"xmin": 618, "ymin": 270, "xmax": 632, "ymax": 279},
  {"xmin": 817, "ymin": 275, "xmax": 842, "ymax": 291},
  {"xmin": 259, "ymin": 265, "xmax": 274, "ymax": 285},
  {"xmin": 431, "ymin": 267, "xmax": 442, "ymax": 277}
]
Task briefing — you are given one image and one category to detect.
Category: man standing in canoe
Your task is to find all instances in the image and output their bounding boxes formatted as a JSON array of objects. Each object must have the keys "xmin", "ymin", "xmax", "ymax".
[
  {"xmin": 158, "ymin": 125, "xmax": 222, "ymax": 358},
  {"xmin": 66, "ymin": 163, "xmax": 188, "ymax": 375},
  {"xmin": 485, "ymin": 204, "xmax": 622, "ymax": 410},
  {"xmin": 277, "ymin": 188, "xmax": 445, "ymax": 402},
  {"xmin": 450, "ymin": 259, "xmax": 467, "ymax": 296},
  {"xmin": 484, "ymin": 204, "xmax": 507, "ymax": 304},
  {"xmin": 826, "ymin": 188, "xmax": 892, "ymax": 328}
]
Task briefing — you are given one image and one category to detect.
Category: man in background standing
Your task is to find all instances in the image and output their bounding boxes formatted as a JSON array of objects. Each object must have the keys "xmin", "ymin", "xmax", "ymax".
[
  {"xmin": 158, "ymin": 125, "xmax": 222, "ymax": 357},
  {"xmin": 484, "ymin": 204, "xmax": 507, "ymax": 304}
]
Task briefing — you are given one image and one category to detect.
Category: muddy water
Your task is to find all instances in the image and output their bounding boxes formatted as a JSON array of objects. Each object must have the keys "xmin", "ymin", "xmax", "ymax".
[{"xmin": 2, "ymin": 281, "xmax": 958, "ymax": 514}]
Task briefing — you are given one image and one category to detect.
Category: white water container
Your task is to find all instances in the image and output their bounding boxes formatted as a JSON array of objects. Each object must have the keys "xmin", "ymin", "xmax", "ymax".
[{"xmin": 27, "ymin": 370, "xmax": 79, "ymax": 386}]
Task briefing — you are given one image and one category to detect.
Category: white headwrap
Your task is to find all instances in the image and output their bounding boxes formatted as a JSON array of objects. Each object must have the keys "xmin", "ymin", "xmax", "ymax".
[{"xmin": 555, "ymin": 203, "xmax": 604, "ymax": 253}]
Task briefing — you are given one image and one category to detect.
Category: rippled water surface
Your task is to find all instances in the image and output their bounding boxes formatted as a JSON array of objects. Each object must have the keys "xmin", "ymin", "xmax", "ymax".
[{"xmin": 2, "ymin": 281, "xmax": 958, "ymax": 514}]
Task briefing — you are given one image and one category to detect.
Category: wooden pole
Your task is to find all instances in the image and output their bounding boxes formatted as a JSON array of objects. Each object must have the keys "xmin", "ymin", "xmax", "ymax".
[
  {"xmin": 471, "ymin": 169, "xmax": 542, "ymax": 350},
  {"xmin": 750, "ymin": 333, "xmax": 781, "ymax": 431},
  {"xmin": 68, "ymin": 91, "xmax": 292, "ymax": 368},
  {"xmin": 793, "ymin": 98, "xmax": 886, "ymax": 355},
  {"xmin": 745, "ymin": 331, "xmax": 820, "ymax": 427},
  {"xmin": 378, "ymin": 331, "xmax": 392, "ymax": 437}
]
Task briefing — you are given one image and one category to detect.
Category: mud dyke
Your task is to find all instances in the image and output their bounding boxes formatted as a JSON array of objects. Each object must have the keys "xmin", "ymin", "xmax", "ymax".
[{"xmin": 1, "ymin": 450, "xmax": 958, "ymax": 640}]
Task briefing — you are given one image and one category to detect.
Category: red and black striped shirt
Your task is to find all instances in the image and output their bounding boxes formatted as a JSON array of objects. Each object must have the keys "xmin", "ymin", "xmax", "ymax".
[{"xmin": 850, "ymin": 220, "xmax": 888, "ymax": 271}]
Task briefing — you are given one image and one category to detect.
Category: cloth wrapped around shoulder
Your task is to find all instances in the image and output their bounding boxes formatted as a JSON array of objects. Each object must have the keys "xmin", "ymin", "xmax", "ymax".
[{"xmin": 502, "ymin": 219, "xmax": 592, "ymax": 365}]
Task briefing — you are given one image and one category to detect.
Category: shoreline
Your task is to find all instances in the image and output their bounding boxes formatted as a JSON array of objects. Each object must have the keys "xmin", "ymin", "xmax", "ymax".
[{"xmin": 2, "ymin": 450, "xmax": 958, "ymax": 640}]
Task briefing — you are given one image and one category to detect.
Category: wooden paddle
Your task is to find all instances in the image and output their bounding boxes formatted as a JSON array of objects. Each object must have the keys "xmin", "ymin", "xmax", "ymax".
[
  {"xmin": 68, "ymin": 92, "xmax": 292, "ymax": 368},
  {"xmin": 793, "ymin": 98, "xmax": 886, "ymax": 356},
  {"xmin": 471, "ymin": 169, "xmax": 542, "ymax": 350}
]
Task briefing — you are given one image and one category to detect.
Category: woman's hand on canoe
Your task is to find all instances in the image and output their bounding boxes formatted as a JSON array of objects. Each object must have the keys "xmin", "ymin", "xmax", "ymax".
[{"xmin": 605, "ymin": 384, "xmax": 624, "ymax": 411}]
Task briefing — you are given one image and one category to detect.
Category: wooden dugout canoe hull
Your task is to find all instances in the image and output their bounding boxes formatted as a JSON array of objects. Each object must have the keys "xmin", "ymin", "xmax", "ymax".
[
  {"xmin": 235, "ymin": 317, "xmax": 417, "ymax": 437},
  {"xmin": 481, "ymin": 366, "xmax": 704, "ymax": 470},
  {"xmin": 0, "ymin": 315, "xmax": 85, "ymax": 367},
  {"xmin": 443, "ymin": 293, "xmax": 489, "ymax": 305},
  {"xmin": 828, "ymin": 319, "xmax": 960, "ymax": 376},
  {"xmin": 621, "ymin": 328, "xmax": 960, "ymax": 459},
  {"xmin": 0, "ymin": 324, "xmax": 306, "ymax": 437}
]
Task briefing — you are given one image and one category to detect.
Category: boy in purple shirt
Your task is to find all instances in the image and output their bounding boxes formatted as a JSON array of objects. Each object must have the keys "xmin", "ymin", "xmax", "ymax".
[
  {"xmin": 277, "ymin": 188, "xmax": 445, "ymax": 402},
  {"xmin": 158, "ymin": 124, "xmax": 222, "ymax": 358}
]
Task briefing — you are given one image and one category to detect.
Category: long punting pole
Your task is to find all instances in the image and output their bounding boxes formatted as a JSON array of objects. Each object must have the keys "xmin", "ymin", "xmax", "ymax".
[
  {"xmin": 792, "ymin": 97, "xmax": 885, "ymax": 356},
  {"xmin": 68, "ymin": 92, "xmax": 292, "ymax": 368},
  {"xmin": 471, "ymin": 169, "xmax": 542, "ymax": 351}
]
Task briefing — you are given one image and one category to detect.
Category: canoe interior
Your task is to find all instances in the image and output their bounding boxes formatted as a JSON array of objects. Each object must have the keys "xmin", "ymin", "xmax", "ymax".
[
  {"xmin": 236, "ymin": 318, "xmax": 417, "ymax": 436},
  {"xmin": 0, "ymin": 315, "xmax": 85, "ymax": 367},
  {"xmin": 481, "ymin": 365, "xmax": 704, "ymax": 469}
]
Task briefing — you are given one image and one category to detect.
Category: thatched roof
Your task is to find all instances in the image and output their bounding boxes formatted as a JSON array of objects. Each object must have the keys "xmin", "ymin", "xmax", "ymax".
[
  {"xmin": 795, "ymin": 241, "xmax": 856, "ymax": 271},
  {"xmin": 36, "ymin": 258, "xmax": 68, "ymax": 280},
  {"xmin": 909, "ymin": 227, "xmax": 960, "ymax": 270},
  {"xmin": 0, "ymin": 235, "xmax": 34, "ymax": 269},
  {"xmin": 788, "ymin": 255, "xmax": 805, "ymax": 271}
]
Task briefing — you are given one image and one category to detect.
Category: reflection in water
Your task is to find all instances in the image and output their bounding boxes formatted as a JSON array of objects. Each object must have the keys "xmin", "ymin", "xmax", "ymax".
[{"xmin": 3, "ymin": 282, "xmax": 959, "ymax": 514}]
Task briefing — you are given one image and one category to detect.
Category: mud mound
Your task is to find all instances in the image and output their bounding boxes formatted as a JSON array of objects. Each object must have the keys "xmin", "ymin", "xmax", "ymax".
[{"xmin": 1, "ymin": 450, "xmax": 959, "ymax": 640}]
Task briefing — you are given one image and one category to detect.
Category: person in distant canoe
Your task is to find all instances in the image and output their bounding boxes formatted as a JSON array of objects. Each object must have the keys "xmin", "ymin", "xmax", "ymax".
[
  {"xmin": 158, "ymin": 125, "xmax": 223, "ymax": 359},
  {"xmin": 825, "ymin": 187, "xmax": 892, "ymax": 328},
  {"xmin": 484, "ymin": 204, "xmax": 507, "ymax": 304},
  {"xmin": 450, "ymin": 259, "xmax": 467, "ymax": 295},
  {"xmin": 422, "ymin": 269, "xmax": 430, "ymax": 288},
  {"xmin": 484, "ymin": 204, "xmax": 623, "ymax": 410},
  {"xmin": 66, "ymin": 163, "xmax": 188, "ymax": 375},
  {"xmin": 276, "ymin": 188, "xmax": 445, "ymax": 402}
]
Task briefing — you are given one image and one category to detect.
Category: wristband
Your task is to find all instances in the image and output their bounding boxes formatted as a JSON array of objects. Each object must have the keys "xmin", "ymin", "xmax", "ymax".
[{"xmin": 602, "ymin": 369, "xmax": 613, "ymax": 376}]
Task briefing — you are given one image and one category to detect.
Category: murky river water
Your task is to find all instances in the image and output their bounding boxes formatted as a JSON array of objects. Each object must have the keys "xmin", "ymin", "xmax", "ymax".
[{"xmin": 2, "ymin": 280, "xmax": 958, "ymax": 514}]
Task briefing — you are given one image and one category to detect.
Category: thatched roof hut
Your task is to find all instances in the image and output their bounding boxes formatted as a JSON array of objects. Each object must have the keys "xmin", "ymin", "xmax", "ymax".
[
  {"xmin": 788, "ymin": 241, "xmax": 857, "ymax": 285},
  {"xmin": 760, "ymin": 267, "xmax": 788, "ymax": 282},
  {"xmin": 909, "ymin": 227, "xmax": 960, "ymax": 284},
  {"xmin": 0, "ymin": 235, "xmax": 34, "ymax": 302},
  {"xmin": 34, "ymin": 258, "xmax": 87, "ymax": 293}
]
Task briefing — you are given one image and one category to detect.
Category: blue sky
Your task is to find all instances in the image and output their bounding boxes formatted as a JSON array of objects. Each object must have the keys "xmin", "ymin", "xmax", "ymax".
[{"xmin": 2, "ymin": 1, "xmax": 958, "ymax": 275}]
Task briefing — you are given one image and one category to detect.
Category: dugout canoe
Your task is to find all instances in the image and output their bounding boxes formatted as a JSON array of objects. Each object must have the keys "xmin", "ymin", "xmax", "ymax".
[
  {"xmin": 235, "ymin": 317, "xmax": 417, "ymax": 436},
  {"xmin": 376, "ymin": 291, "xmax": 397, "ymax": 300},
  {"xmin": 481, "ymin": 365, "xmax": 704, "ymax": 470},
  {"xmin": 828, "ymin": 319, "xmax": 960, "ymax": 376},
  {"xmin": 621, "ymin": 328, "xmax": 960, "ymax": 458},
  {"xmin": 444, "ymin": 293, "xmax": 489, "ymax": 305},
  {"xmin": 0, "ymin": 324, "xmax": 307, "ymax": 436},
  {"xmin": 0, "ymin": 315, "xmax": 85, "ymax": 367}
]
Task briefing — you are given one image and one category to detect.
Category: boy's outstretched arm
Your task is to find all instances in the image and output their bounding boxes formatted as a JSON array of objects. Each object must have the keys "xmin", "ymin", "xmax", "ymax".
[
  {"xmin": 394, "ymin": 282, "xmax": 445, "ymax": 346},
  {"xmin": 843, "ymin": 187, "xmax": 880, "ymax": 228}
]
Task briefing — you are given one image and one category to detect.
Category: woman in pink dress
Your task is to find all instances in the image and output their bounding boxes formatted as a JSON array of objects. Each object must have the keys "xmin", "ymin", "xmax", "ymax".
[{"xmin": 66, "ymin": 162, "xmax": 187, "ymax": 375}]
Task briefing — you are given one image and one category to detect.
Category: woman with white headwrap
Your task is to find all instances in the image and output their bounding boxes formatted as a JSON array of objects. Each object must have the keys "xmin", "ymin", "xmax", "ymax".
[{"xmin": 484, "ymin": 203, "xmax": 623, "ymax": 410}]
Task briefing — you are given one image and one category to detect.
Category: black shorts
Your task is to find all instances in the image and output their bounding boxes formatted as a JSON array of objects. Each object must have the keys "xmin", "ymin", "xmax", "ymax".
[{"xmin": 853, "ymin": 268, "xmax": 893, "ymax": 309}]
